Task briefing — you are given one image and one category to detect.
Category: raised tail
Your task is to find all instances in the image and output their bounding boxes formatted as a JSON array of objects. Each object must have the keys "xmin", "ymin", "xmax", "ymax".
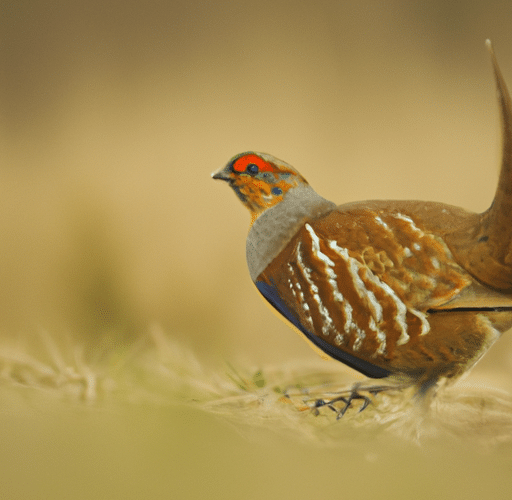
[{"xmin": 446, "ymin": 41, "xmax": 512, "ymax": 292}]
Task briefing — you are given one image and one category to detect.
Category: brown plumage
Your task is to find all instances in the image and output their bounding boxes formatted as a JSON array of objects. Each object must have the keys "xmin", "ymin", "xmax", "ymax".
[{"xmin": 212, "ymin": 41, "xmax": 512, "ymax": 404}]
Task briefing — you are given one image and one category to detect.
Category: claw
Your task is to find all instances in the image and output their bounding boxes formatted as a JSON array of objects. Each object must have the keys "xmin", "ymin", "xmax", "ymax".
[{"xmin": 357, "ymin": 395, "xmax": 372, "ymax": 413}]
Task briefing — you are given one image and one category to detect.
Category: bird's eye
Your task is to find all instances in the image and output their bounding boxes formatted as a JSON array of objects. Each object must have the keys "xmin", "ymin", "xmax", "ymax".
[
  {"xmin": 246, "ymin": 163, "xmax": 259, "ymax": 175},
  {"xmin": 272, "ymin": 187, "xmax": 283, "ymax": 196}
]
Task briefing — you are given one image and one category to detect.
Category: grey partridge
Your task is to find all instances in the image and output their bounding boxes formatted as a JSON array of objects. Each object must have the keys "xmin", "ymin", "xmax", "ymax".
[{"xmin": 212, "ymin": 42, "xmax": 512, "ymax": 400}]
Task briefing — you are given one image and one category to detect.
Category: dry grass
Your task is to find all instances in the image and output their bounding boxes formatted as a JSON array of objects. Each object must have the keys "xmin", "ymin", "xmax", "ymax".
[{"xmin": 2, "ymin": 325, "xmax": 512, "ymax": 448}]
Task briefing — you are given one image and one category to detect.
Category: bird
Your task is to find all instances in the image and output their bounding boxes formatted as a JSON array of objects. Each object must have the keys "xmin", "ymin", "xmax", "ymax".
[{"xmin": 212, "ymin": 41, "xmax": 512, "ymax": 413}]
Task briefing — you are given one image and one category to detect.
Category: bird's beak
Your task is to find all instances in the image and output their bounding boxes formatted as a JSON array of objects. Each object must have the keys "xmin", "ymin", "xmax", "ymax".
[{"xmin": 211, "ymin": 166, "xmax": 231, "ymax": 181}]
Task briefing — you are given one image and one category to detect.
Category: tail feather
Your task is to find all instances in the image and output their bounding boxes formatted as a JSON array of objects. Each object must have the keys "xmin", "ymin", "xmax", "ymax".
[
  {"xmin": 446, "ymin": 41, "xmax": 512, "ymax": 291},
  {"xmin": 486, "ymin": 40, "xmax": 512, "ymax": 248}
]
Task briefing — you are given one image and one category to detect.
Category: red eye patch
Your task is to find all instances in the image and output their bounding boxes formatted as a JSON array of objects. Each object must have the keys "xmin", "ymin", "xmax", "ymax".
[{"xmin": 232, "ymin": 154, "xmax": 274, "ymax": 173}]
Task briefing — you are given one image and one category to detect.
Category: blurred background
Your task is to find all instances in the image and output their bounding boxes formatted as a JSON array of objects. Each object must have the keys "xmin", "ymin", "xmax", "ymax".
[{"xmin": 2, "ymin": 1, "xmax": 512, "ymax": 499}]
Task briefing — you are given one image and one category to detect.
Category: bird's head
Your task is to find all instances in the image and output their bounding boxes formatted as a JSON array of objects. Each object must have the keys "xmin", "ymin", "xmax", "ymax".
[{"xmin": 212, "ymin": 152, "xmax": 309, "ymax": 218}]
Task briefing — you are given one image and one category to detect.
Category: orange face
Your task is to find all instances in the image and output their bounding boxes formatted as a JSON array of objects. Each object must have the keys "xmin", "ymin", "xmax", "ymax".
[{"xmin": 212, "ymin": 152, "xmax": 308, "ymax": 217}]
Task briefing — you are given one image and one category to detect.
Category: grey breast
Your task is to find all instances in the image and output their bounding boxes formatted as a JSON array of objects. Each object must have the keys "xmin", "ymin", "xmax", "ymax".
[{"xmin": 246, "ymin": 185, "xmax": 336, "ymax": 281}]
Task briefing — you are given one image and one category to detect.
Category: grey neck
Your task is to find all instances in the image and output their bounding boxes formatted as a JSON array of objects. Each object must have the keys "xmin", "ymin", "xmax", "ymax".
[{"xmin": 246, "ymin": 185, "xmax": 335, "ymax": 281}]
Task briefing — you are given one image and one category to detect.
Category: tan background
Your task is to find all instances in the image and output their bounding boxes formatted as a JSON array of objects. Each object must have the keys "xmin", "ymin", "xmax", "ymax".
[{"xmin": 2, "ymin": 1, "xmax": 512, "ymax": 499}]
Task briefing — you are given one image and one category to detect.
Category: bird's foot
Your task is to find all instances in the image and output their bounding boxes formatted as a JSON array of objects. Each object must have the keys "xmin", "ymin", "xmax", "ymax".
[{"xmin": 310, "ymin": 384, "xmax": 401, "ymax": 419}]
